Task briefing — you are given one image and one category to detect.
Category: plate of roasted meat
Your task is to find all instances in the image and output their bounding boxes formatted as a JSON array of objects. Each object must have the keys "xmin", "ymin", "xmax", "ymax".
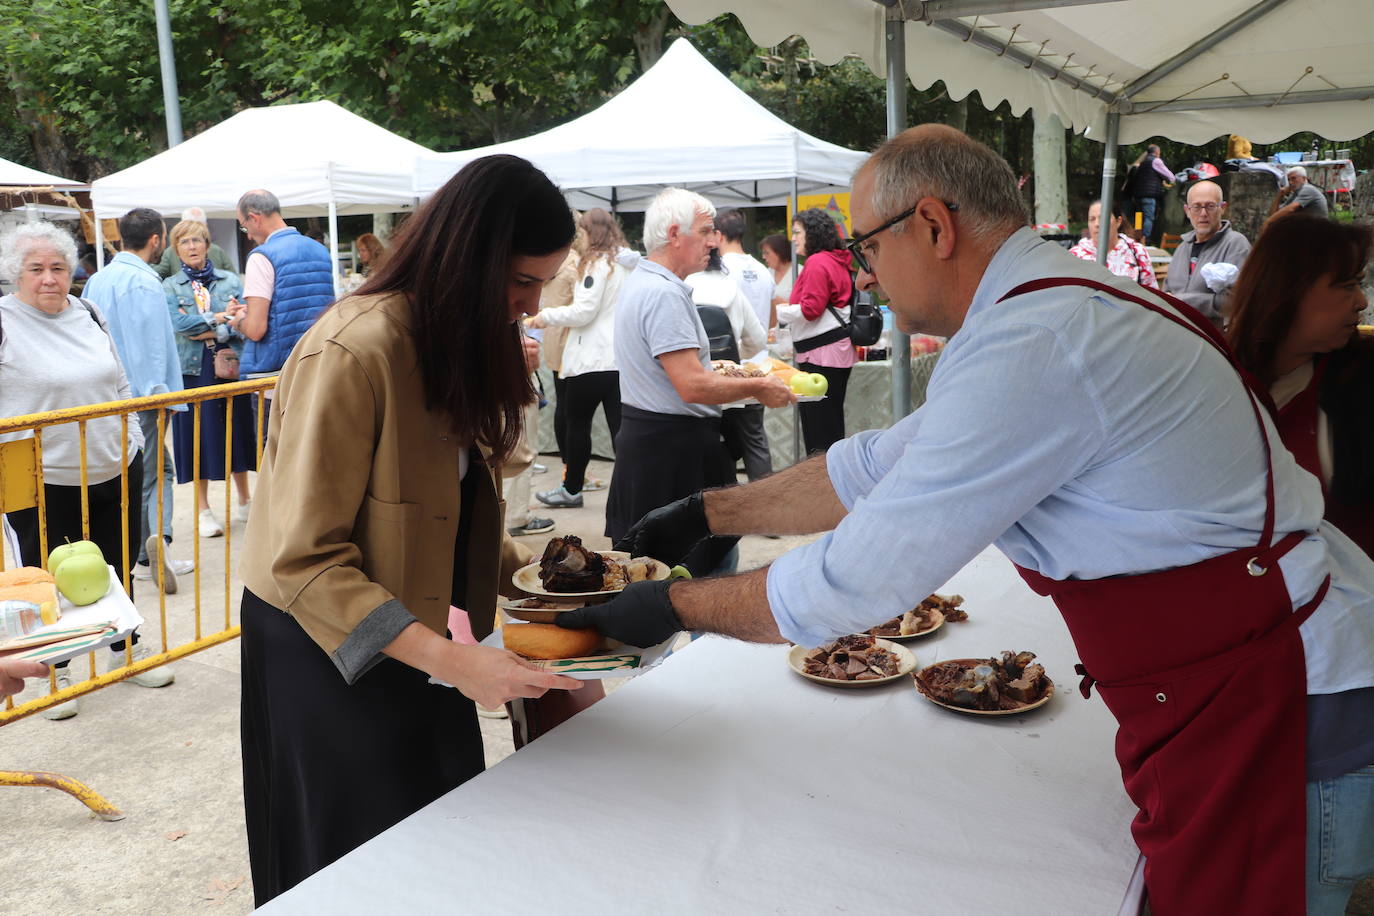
[
  {"xmin": 866, "ymin": 593, "xmax": 969, "ymax": 640},
  {"xmin": 913, "ymin": 651, "xmax": 1055, "ymax": 716},
  {"xmin": 788, "ymin": 634, "xmax": 917, "ymax": 688},
  {"xmin": 513, "ymin": 535, "xmax": 669, "ymax": 598}
]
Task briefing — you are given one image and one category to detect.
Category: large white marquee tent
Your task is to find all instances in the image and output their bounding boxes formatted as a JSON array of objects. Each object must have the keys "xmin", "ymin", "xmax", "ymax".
[
  {"xmin": 414, "ymin": 38, "xmax": 869, "ymax": 211},
  {"xmin": 91, "ymin": 100, "xmax": 436, "ymax": 285},
  {"xmin": 666, "ymin": 0, "xmax": 1374, "ymax": 146}
]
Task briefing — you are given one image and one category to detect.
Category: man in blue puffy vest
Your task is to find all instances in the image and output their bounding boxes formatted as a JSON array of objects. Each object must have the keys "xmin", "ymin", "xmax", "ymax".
[{"xmin": 227, "ymin": 189, "xmax": 334, "ymax": 379}]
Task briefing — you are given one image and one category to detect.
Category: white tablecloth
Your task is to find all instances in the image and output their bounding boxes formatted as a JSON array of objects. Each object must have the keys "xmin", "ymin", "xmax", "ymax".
[{"xmin": 263, "ymin": 548, "xmax": 1142, "ymax": 915}]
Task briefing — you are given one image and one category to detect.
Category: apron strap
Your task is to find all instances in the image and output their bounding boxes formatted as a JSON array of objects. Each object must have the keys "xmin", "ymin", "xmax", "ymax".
[{"xmin": 998, "ymin": 277, "xmax": 1279, "ymax": 548}]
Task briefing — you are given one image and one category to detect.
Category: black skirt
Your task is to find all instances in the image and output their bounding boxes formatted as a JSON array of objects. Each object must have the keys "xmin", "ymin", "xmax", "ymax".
[
  {"xmin": 240, "ymin": 472, "xmax": 483, "ymax": 906},
  {"xmin": 172, "ymin": 346, "xmax": 257, "ymax": 483},
  {"xmin": 604, "ymin": 404, "xmax": 734, "ymax": 543}
]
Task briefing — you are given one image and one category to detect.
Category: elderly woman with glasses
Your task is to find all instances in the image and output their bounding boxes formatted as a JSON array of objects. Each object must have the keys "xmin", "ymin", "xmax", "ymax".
[{"xmin": 162, "ymin": 219, "xmax": 256, "ymax": 539}]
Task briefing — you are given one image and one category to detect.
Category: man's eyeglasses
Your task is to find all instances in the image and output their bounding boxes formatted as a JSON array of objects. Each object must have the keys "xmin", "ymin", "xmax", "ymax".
[
  {"xmin": 1184, "ymin": 202, "xmax": 1223, "ymax": 213},
  {"xmin": 844, "ymin": 200, "xmax": 958, "ymax": 275}
]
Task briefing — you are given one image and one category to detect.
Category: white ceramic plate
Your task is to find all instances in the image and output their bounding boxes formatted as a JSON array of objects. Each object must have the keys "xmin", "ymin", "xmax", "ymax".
[
  {"xmin": 511, "ymin": 551, "xmax": 669, "ymax": 598},
  {"xmin": 912, "ymin": 658, "xmax": 1055, "ymax": 716},
  {"xmin": 787, "ymin": 638, "xmax": 917, "ymax": 688}
]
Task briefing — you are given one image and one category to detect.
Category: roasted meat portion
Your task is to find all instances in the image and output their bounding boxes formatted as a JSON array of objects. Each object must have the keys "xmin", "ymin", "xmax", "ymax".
[
  {"xmin": 917, "ymin": 650, "xmax": 1048, "ymax": 711},
  {"xmin": 538, "ymin": 536, "xmax": 611, "ymax": 592},
  {"xmin": 801, "ymin": 634, "xmax": 902, "ymax": 681},
  {"xmin": 868, "ymin": 593, "xmax": 968, "ymax": 637}
]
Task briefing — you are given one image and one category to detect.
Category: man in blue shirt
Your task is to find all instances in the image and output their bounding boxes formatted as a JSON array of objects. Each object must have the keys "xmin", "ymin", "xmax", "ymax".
[
  {"xmin": 83, "ymin": 207, "xmax": 191, "ymax": 599},
  {"xmin": 562, "ymin": 125, "xmax": 1374, "ymax": 912}
]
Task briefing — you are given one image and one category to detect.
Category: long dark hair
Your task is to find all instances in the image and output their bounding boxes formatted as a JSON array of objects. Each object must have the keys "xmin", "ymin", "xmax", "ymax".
[
  {"xmin": 793, "ymin": 208, "xmax": 841, "ymax": 254},
  {"xmin": 1227, "ymin": 217, "xmax": 1372, "ymax": 386},
  {"xmin": 358, "ymin": 155, "xmax": 574, "ymax": 462}
]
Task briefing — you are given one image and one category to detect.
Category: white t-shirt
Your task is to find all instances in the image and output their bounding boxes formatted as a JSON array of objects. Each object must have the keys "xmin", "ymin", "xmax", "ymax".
[{"xmin": 721, "ymin": 251, "xmax": 775, "ymax": 330}]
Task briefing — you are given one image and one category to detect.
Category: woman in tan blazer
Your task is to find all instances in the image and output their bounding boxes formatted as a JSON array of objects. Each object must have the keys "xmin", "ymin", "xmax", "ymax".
[{"xmin": 238, "ymin": 155, "xmax": 582, "ymax": 905}]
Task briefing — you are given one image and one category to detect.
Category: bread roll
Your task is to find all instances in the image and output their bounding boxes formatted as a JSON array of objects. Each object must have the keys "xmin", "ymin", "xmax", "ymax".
[
  {"xmin": 0, "ymin": 567, "xmax": 55, "ymax": 588},
  {"xmin": 504, "ymin": 623, "xmax": 603, "ymax": 660}
]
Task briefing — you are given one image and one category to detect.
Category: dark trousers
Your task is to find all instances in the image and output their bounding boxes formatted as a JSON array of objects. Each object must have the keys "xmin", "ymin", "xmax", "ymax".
[
  {"xmin": 796, "ymin": 363, "xmax": 852, "ymax": 455},
  {"xmin": 240, "ymin": 589, "xmax": 485, "ymax": 906},
  {"xmin": 721, "ymin": 404, "xmax": 772, "ymax": 481},
  {"xmin": 561, "ymin": 370, "xmax": 621, "ymax": 493},
  {"xmin": 6, "ymin": 457, "xmax": 143, "ymax": 661}
]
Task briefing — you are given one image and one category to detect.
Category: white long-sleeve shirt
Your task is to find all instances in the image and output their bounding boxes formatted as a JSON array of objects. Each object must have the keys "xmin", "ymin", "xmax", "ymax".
[{"xmin": 766, "ymin": 228, "xmax": 1374, "ymax": 697}]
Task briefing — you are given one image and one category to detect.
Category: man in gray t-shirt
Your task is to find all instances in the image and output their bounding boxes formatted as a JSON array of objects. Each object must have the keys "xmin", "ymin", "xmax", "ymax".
[
  {"xmin": 1269, "ymin": 166, "xmax": 1330, "ymax": 220},
  {"xmin": 604, "ymin": 188, "xmax": 793, "ymax": 545}
]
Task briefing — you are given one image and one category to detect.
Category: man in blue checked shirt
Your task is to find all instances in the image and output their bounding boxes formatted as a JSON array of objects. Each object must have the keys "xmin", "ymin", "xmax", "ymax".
[
  {"xmin": 83, "ymin": 207, "xmax": 192, "ymax": 595},
  {"xmin": 559, "ymin": 125, "xmax": 1374, "ymax": 914}
]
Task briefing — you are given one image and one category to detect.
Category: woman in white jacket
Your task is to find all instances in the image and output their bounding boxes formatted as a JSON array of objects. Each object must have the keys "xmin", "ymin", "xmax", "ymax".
[{"xmin": 527, "ymin": 208, "xmax": 627, "ymax": 509}]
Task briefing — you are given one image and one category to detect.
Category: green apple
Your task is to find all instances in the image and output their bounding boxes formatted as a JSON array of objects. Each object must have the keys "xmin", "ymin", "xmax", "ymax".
[
  {"xmin": 53, "ymin": 552, "xmax": 110, "ymax": 606},
  {"xmin": 789, "ymin": 373, "xmax": 828, "ymax": 396},
  {"xmin": 48, "ymin": 539, "xmax": 104, "ymax": 572},
  {"xmin": 668, "ymin": 565, "xmax": 692, "ymax": 580}
]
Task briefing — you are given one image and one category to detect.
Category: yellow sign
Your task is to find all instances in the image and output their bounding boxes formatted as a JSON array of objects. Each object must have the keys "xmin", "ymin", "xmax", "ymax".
[{"xmin": 788, "ymin": 192, "xmax": 853, "ymax": 240}]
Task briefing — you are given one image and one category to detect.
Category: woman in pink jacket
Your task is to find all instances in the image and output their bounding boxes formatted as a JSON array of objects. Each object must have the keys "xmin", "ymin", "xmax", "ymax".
[{"xmin": 776, "ymin": 208, "xmax": 855, "ymax": 454}]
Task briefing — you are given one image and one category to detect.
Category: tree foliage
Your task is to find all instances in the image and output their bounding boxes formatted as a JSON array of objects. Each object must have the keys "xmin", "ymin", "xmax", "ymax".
[{"xmin": 2, "ymin": 0, "xmax": 1368, "ymax": 204}]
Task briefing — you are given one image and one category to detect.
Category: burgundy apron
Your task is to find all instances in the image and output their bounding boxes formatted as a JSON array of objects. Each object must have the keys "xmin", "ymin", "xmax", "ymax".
[
  {"xmin": 1000, "ymin": 278, "xmax": 1328, "ymax": 914},
  {"xmin": 1275, "ymin": 356, "xmax": 1374, "ymax": 558}
]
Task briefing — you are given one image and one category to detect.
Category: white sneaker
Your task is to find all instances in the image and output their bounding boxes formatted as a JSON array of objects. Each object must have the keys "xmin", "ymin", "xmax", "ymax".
[
  {"xmin": 40, "ymin": 670, "xmax": 80, "ymax": 720},
  {"xmin": 109, "ymin": 645, "xmax": 175, "ymax": 688},
  {"xmin": 235, "ymin": 499, "xmax": 252, "ymax": 523},
  {"xmin": 139, "ymin": 535, "xmax": 193, "ymax": 594},
  {"xmin": 198, "ymin": 509, "xmax": 224, "ymax": 538}
]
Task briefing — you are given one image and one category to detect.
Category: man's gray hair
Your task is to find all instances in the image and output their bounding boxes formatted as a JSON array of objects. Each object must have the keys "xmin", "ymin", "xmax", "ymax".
[
  {"xmin": 237, "ymin": 189, "xmax": 281, "ymax": 218},
  {"xmin": 181, "ymin": 206, "xmax": 208, "ymax": 224},
  {"xmin": 862, "ymin": 127, "xmax": 1027, "ymax": 246},
  {"xmin": 0, "ymin": 221, "xmax": 79, "ymax": 282},
  {"xmin": 1286, "ymin": 166, "xmax": 1307, "ymax": 179},
  {"xmin": 643, "ymin": 187, "xmax": 715, "ymax": 253}
]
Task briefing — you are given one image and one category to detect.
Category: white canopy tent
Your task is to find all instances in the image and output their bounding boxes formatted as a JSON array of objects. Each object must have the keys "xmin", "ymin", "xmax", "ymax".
[
  {"xmin": 666, "ymin": 0, "xmax": 1374, "ymax": 145},
  {"xmin": 91, "ymin": 100, "xmax": 435, "ymax": 288},
  {"xmin": 668, "ymin": 0, "xmax": 1374, "ymax": 421},
  {"xmin": 0, "ymin": 157, "xmax": 81, "ymax": 188},
  {"xmin": 414, "ymin": 38, "xmax": 868, "ymax": 211}
]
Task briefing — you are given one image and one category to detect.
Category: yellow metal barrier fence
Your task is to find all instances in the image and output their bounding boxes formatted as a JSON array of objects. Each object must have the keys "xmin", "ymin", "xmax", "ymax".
[{"xmin": 0, "ymin": 378, "xmax": 275, "ymax": 816}]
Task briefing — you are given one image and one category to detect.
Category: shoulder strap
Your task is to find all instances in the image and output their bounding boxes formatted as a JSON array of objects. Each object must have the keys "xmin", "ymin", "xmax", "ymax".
[{"xmin": 78, "ymin": 297, "xmax": 110, "ymax": 333}]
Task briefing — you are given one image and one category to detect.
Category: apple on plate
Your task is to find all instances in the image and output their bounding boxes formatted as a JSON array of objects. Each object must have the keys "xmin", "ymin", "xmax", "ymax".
[
  {"xmin": 48, "ymin": 538, "xmax": 103, "ymax": 571},
  {"xmin": 49, "ymin": 540, "xmax": 110, "ymax": 606},
  {"xmin": 788, "ymin": 372, "xmax": 829, "ymax": 397}
]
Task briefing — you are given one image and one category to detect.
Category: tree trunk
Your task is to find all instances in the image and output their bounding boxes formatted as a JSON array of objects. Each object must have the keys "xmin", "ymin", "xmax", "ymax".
[
  {"xmin": 633, "ymin": 8, "xmax": 670, "ymax": 71},
  {"xmin": 1032, "ymin": 111, "xmax": 1067, "ymax": 226},
  {"xmin": 949, "ymin": 95, "xmax": 968, "ymax": 133}
]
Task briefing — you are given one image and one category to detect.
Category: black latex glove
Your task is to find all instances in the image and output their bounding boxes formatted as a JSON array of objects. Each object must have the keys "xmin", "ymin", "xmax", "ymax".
[
  {"xmin": 555, "ymin": 579, "xmax": 685, "ymax": 648},
  {"xmin": 613, "ymin": 492, "xmax": 739, "ymax": 576}
]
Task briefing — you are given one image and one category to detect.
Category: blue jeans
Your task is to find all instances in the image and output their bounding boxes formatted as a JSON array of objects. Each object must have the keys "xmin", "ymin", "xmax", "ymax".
[
  {"xmin": 136, "ymin": 409, "xmax": 175, "ymax": 563},
  {"xmin": 1137, "ymin": 196, "xmax": 1158, "ymax": 243},
  {"xmin": 1307, "ymin": 765, "xmax": 1374, "ymax": 915}
]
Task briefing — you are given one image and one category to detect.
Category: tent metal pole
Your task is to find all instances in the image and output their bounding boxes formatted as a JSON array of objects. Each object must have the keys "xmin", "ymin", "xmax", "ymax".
[
  {"xmin": 1136, "ymin": 84, "xmax": 1374, "ymax": 113},
  {"xmin": 790, "ymin": 175, "xmax": 803, "ymax": 467},
  {"xmin": 95, "ymin": 217, "xmax": 105, "ymax": 269},
  {"xmin": 1095, "ymin": 111, "xmax": 1120, "ymax": 267},
  {"xmin": 327, "ymin": 195, "xmax": 341, "ymax": 299},
  {"xmin": 886, "ymin": 12, "xmax": 912, "ymax": 423}
]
